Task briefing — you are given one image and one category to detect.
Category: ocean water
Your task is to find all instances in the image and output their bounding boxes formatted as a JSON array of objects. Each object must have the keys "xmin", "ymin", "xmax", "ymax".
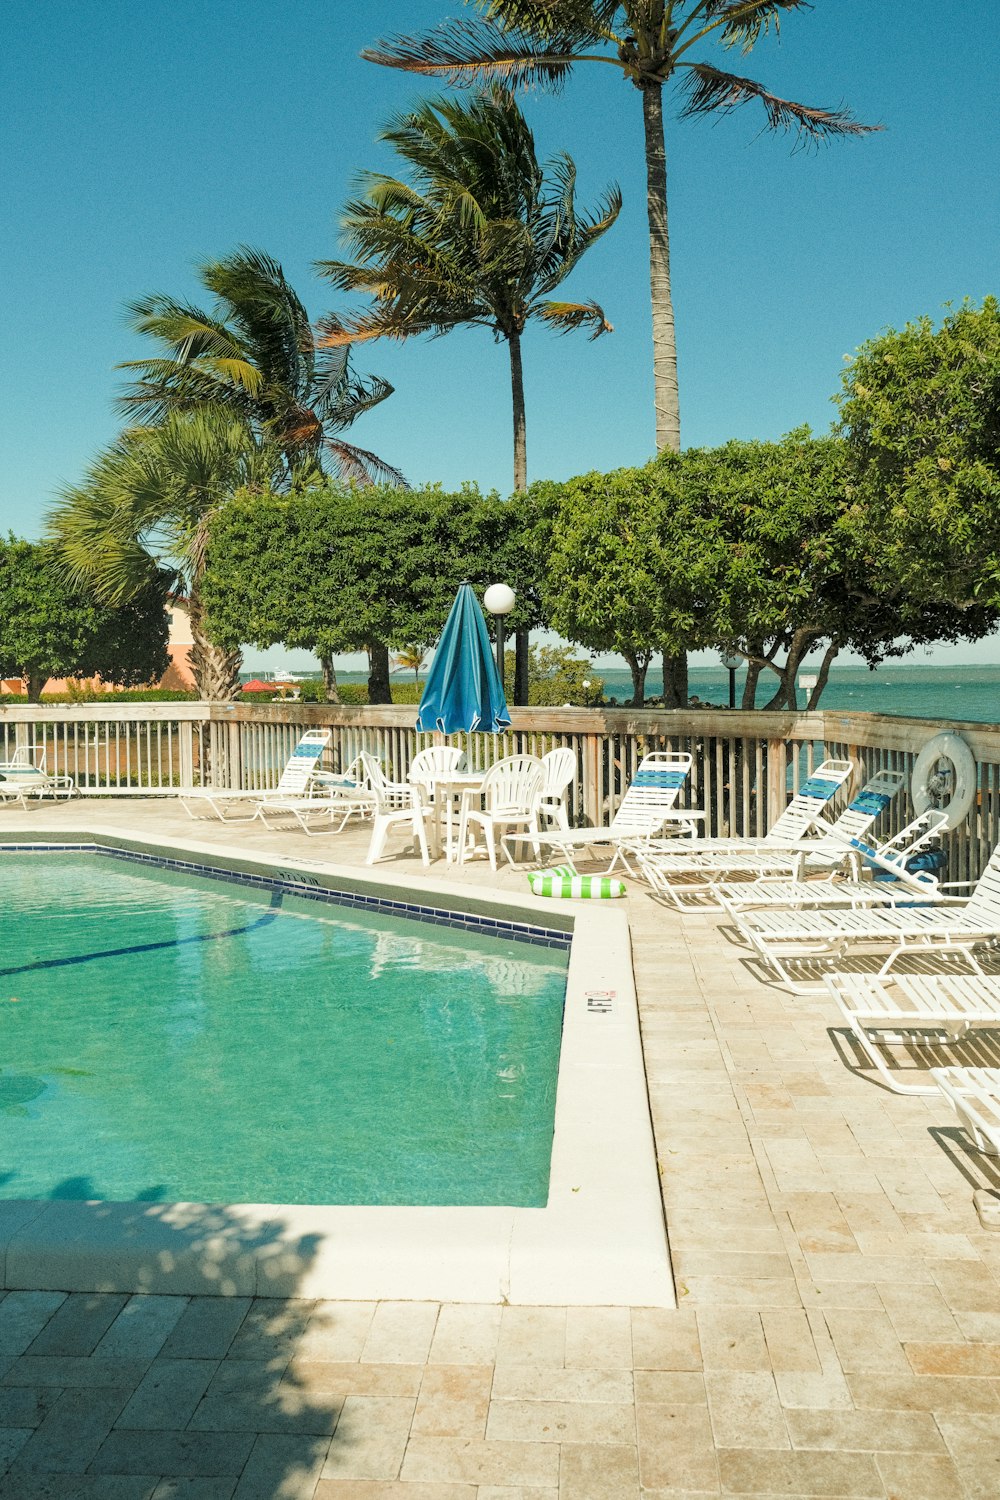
[
  {"xmin": 313, "ymin": 663, "xmax": 1000, "ymax": 723},
  {"xmin": 0, "ymin": 854, "xmax": 568, "ymax": 1207}
]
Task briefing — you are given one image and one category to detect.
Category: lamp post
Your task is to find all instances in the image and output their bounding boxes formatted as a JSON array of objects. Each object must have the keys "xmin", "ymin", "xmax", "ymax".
[
  {"xmin": 483, "ymin": 584, "xmax": 516, "ymax": 682},
  {"xmin": 719, "ymin": 648, "xmax": 742, "ymax": 710}
]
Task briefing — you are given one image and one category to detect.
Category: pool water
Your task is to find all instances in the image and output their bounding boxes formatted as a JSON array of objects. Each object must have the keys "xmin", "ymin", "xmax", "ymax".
[{"xmin": 0, "ymin": 854, "xmax": 568, "ymax": 1207}]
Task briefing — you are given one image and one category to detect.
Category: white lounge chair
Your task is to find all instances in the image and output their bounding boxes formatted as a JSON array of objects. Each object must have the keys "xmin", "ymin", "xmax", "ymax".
[
  {"xmin": 0, "ymin": 748, "xmax": 76, "ymax": 805},
  {"xmin": 716, "ymin": 810, "xmax": 949, "ymax": 914},
  {"xmin": 934, "ymin": 1067, "xmax": 1000, "ymax": 1155},
  {"xmin": 255, "ymin": 756, "xmax": 375, "ymax": 835},
  {"xmin": 632, "ymin": 760, "xmax": 882, "ymax": 904},
  {"xmin": 735, "ymin": 840, "xmax": 1000, "ymax": 993},
  {"xmin": 515, "ymin": 752, "xmax": 703, "ymax": 874},
  {"xmin": 826, "ymin": 973, "xmax": 1000, "ymax": 1095},
  {"xmin": 458, "ymin": 754, "xmax": 545, "ymax": 872},
  {"xmin": 180, "ymin": 729, "xmax": 332, "ymax": 821},
  {"xmin": 361, "ymin": 751, "xmax": 430, "ymax": 866}
]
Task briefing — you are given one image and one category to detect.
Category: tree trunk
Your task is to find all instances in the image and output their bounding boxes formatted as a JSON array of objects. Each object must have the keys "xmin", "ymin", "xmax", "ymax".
[
  {"xmin": 514, "ymin": 628, "xmax": 530, "ymax": 706},
  {"xmin": 806, "ymin": 641, "xmax": 840, "ymax": 709},
  {"xmin": 319, "ymin": 652, "xmax": 340, "ymax": 704},
  {"xmin": 186, "ymin": 587, "xmax": 242, "ymax": 701},
  {"xmin": 742, "ymin": 660, "xmax": 762, "ymax": 710},
  {"xmin": 661, "ymin": 650, "xmax": 688, "ymax": 708},
  {"xmin": 508, "ymin": 330, "xmax": 527, "ymax": 491},
  {"xmin": 641, "ymin": 84, "xmax": 680, "ymax": 455},
  {"xmin": 25, "ymin": 672, "xmax": 45, "ymax": 703},
  {"xmin": 367, "ymin": 643, "xmax": 392, "ymax": 704},
  {"xmin": 624, "ymin": 650, "xmax": 649, "ymax": 707}
]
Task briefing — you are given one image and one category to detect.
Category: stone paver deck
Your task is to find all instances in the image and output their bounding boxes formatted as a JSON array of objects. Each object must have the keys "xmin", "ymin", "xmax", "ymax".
[{"xmin": 2, "ymin": 801, "xmax": 1000, "ymax": 1496}]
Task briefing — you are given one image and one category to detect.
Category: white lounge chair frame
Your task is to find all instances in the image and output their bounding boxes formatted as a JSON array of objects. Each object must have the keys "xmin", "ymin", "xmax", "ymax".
[
  {"xmin": 826, "ymin": 973, "xmax": 1000, "ymax": 1095},
  {"xmin": 735, "ymin": 841, "xmax": 1000, "ymax": 993},
  {"xmin": 632, "ymin": 760, "xmax": 873, "ymax": 904},
  {"xmin": 514, "ymin": 752, "xmax": 702, "ymax": 874},
  {"xmin": 179, "ymin": 729, "xmax": 332, "ymax": 821},
  {"xmin": 934, "ymin": 1067, "xmax": 1000, "ymax": 1155},
  {"xmin": 0, "ymin": 748, "xmax": 76, "ymax": 805},
  {"xmin": 254, "ymin": 756, "xmax": 375, "ymax": 835},
  {"xmin": 715, "ymin": 810, "xmax": 949, "ymax": 915}
]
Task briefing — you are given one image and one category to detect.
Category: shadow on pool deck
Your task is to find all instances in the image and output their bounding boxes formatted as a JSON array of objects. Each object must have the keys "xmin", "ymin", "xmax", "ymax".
[{"xmin": 0, "ymin": 1200, "xmax": 377, "ymax": 1496}]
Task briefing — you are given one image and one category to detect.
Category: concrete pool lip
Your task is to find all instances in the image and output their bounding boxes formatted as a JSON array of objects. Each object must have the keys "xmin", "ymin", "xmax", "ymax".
[{"xmin": 0, "ymin": 823, "xmax": 673, "ymax": 1307}]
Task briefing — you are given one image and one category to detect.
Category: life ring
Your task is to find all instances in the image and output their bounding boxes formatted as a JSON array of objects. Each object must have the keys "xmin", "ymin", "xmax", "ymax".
[{"xmin": 911, "ymin": 731, "xmax": 977, "ymax": 829}]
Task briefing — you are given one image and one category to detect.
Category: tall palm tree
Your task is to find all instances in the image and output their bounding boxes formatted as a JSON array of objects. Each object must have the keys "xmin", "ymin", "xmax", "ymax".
[
  {"xmin": 316, "ymin": 88, "xmax": 620, "ymax": 491},
  {"xmin": 363, "ymin": 1, "xmax": 878, "ymax": 457},
  {"xmin": 48, "ymin": 410, "xmax": 284, "ymax": 700},
  {"xmin": 119, "ymin": 246, "xmax": 405, "ymax": 486}
]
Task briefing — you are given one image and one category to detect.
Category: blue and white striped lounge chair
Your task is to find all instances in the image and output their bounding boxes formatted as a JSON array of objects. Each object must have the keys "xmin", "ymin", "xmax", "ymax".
[
  {"xmin": 512, "ymin": 752, "xmax": 703, "ymax": 874},
  {"xmin": 0, "ymin": 748, "xmax": 76, "ymax": 807},
  {"xmin": 180, "ymin": 729, "xmax": 333, "ymax": 822},
  {"xmin": 633, "ymin": 764, "xmax": 907, "ymax": 909},
  {"xmin": 716, "ymin": 809, "xmax": 949, "ymax": 914}
]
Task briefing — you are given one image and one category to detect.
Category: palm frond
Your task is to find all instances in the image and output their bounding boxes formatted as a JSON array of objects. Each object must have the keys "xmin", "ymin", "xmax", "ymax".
[
  {"xmin": 534, "ymin": 299, "xmax": 613, "ymax": 338},
  {"xmin": 323, "ymin": 439, "xmax": 409, "ymax": 488},
  {"xmin": 699, "ymin": 0, "xmax": 812, "ymax": 53},
  {"xmin": 362, "ymin": 17, "xmax": 581, "ymax": 90},
  {"xmin": 478, "ymin": 0, "xmax": 621, "ymax": 46},
  {"xmin": 322, "ymin": 375, "xmax": 395, "ymax": 433},
  {"xmin": 679, "ymin": 62, "xmax": 881, "ymax": 141}
]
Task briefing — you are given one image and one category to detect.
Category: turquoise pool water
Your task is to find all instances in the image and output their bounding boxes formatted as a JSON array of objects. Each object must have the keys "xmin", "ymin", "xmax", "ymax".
[{"xmin": 0, "ymin": 853, "xmax": 568, "ymax": 1207}]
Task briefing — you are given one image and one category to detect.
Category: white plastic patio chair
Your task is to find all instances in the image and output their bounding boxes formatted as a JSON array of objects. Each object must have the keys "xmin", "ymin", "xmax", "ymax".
[
  {"xmin": 180, "ymin": 729, "xmax": 332, "ymax": 821},
  {"xmin": 407, "ymin": 744, "xmax": 467, "ymax": 796},
  {"xmin": 537, "ymin": 747, "xmax": 577, "ymax": 831},
  {"xmin": 360, "ymin": 751, "xmax": 430, "ymax": 866},
  {"xmin": 457, "ymin": 754, "xmax": 544, "ymax": 872},
  {"xmin": 934, "ymin": 1068, "xmax": 1000, "ymax": 1155},
  {"xmin": 0, "ymin": 746, "xmax": 76, "ymax": 805},
  {"xmin": 734, "ymin": 838, "xmax": 1000, "ymax": 993},
  {"xmin": 825, "ymin": 974, "xmax": 1000, "ymax": 1096},
  {"xmin": 518, "ymin": 751, "xmax": 702, "ymax": 873}
]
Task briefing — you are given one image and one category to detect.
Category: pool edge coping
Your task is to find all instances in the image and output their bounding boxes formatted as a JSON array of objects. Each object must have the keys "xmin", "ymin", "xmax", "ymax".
[{"xmin": 0, "ymin": 824, "xmax": 674, "ymax": 1308}]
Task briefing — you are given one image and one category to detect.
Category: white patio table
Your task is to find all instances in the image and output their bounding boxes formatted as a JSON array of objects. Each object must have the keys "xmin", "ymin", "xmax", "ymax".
[{"xmin": 407, "ymin": 767, "xmax": 486, "ymax": 862}]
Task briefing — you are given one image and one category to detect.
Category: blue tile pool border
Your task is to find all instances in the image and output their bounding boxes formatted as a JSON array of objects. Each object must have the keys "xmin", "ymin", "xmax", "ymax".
[{"xmin": 0, "ymin": 841, "xmax": 572, "ymax": 951}]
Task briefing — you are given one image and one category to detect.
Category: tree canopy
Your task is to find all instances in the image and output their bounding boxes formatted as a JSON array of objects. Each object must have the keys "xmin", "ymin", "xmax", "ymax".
[
  {"xmin": 0, "ymin": 537, "xmax": 169, "ymax": 701},
  {"xmin": 837, "ymin": 297, "xmax": 1000, "ymax": 615}
]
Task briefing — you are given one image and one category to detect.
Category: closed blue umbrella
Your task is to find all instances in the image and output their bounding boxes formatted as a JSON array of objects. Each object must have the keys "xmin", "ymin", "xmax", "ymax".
[{"xmin": 416, "ymin": 583, "xmax": 511, "ymax": 734}]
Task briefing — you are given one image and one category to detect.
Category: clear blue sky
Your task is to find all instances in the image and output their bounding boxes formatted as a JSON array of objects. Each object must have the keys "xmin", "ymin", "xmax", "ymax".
[{"xmin": 2, "ymin": 0, "xmax": 998, "ymax": 665}]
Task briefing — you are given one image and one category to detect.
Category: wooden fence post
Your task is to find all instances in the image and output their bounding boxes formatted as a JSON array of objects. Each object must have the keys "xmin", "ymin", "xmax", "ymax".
[{"xmin": 767, "ymin": 736, "xmax": 787, "ymax": 831}]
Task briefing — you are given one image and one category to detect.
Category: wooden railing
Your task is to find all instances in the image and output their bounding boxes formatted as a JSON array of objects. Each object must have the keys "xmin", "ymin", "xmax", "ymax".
[{"xmin": 2, "ymin": 700, "xmax": 998, "ymax": 879}]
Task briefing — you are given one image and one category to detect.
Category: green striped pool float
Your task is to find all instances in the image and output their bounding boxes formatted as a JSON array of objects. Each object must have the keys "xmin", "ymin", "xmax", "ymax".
[{"xmin": 528, "ymin": 866, "xmax": 626, "ymax": 900}]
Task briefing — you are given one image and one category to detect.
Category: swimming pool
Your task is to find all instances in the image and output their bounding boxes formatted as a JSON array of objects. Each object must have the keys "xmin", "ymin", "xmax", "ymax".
[{"xmin": 0, "ymin": 852, "xmax": 568, "ymax": 1208}]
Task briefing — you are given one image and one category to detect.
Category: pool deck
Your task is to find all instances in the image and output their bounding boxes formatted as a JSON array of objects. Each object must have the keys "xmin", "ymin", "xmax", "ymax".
[{"xmin": 2, "ymin": 800, "xmax": 1000, "ymax": 1497}]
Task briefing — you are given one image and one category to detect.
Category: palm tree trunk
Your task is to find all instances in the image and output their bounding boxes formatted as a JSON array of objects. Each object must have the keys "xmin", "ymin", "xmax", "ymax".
[
  {"xmin": 186, "ymin": 588, "xmax": 243, "ymax": 701},
  {"xmin": 641, "ymin": 85, "xmax": 680, "ymax": 455},
  {"xmin": 508, "ymin": 330, "xmax": 527, "ymax": 491}
]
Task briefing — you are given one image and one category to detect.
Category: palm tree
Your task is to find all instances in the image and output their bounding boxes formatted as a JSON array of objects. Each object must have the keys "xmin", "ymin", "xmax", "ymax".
[
  {"xmin": 316, "ymin": 88, "xmax": 620, "ymax": 492},
  {"xmin": 48, "ymin": 410, "xmax": 284, "ymax": 700},
  {"xmin": 119, "ymin": 246, "xmax": 405, "ymax": 486},
  {"xmin": 393, "ymin": 645, "xmax": 428, "ymax": 684},
  {"xmin": 362, "ymin": 1, "xmax": 878, "ymax": 457}
]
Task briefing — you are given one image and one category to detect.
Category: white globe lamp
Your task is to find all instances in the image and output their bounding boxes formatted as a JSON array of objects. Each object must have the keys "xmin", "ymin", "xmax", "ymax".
[{"xmin": 483, "ymin": 584, "xmax": 516, "ymax": 676}]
